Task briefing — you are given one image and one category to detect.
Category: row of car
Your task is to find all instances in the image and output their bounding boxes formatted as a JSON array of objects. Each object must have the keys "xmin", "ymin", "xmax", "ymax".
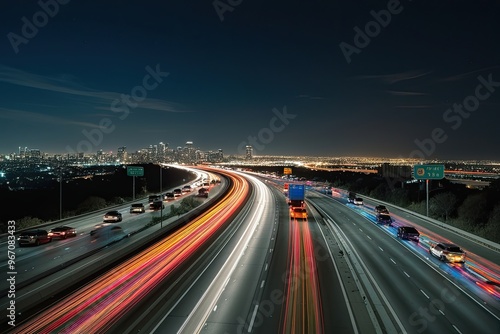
[
  {"xmin": 18, "ymin": 184, "xmax": 201, "ymax": 246},
  {"xmin": 371, "ymin": 205, "xmax": 466, "ymax": 263},
  {"xmin": 17, "ymin": 226, "xmax": 77, "ymax": 246}
]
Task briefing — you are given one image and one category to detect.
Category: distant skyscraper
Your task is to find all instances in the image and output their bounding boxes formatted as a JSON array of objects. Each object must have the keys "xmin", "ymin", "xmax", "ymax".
[
  {"xmin": 29, "ymin": 149, "xmax": 41, "ymax": 159},
  {"xmin": 158, "ymin": 142, "xmax": 166, "ymax": 162},
  {"xmin": 245, "ymin": 145, "xmax": 253, "ymax": 160},
  {"xmin": 96, "ymin": 149, "xmax": 104, "ymax": 162},
  {"xmin": 19, "ymin": 146, "xmax": 28, "ymax": 159},
  {"xmin": 117, "ymin": 146, "xmax": 127, "ymax": 163},
  {"xmin": 184, "ymin": 141, "xmax": 195, "ymax": 163}
]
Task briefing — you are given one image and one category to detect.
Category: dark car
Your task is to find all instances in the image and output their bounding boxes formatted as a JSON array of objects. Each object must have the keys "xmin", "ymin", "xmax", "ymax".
[
  {"xmin": 182, "ymin": 185, "xmax": 192, "ymax": 192},
  {"xmin": 430, "ymin": 243, "xmax": 466, "ymax": 263},
  {"xmin": 173, "ymin": 189, "xmax": 182, "ymax": 197},
  {"xmin": 197, "ymin": 188, "xmax": 209, "ymax": 198},
  {"xmin": 376, "ymin": 213, "xmax": 392, "ymax": 225},
  {"xmin": 149, "ymin": 194, "xmax": 162, "ymax": 203},
  {"xmin": 48, "ymin": 226, "xmax": 77, "ymax": 239},
  {"xmin": 375, "ymin": 205, "xmax": 389, "ymax": 214},
  {"xmin": 397, "ymin": 226, "xmax": 420, "ymax": 242},
  {"xmin": 150, "ymin": 200, "xmax": 165, "ymax": 210},
  {"xmin": 18, "ymin": 229, "xmax": 52, "ymax": 246},
  {"xmin": 103, "ymin": 210, "xmax": 122, "ymax": 222},
  {"xmin": 130, "ymin": 203, "xmax": 145, "ymax": 213},
  {"xmin": 90, "ymin": 225, "xmax": 126, "ymax": 241},
  {"xmin": 164, "ymin": 192, "xmax": 175, "ymax": 201}
]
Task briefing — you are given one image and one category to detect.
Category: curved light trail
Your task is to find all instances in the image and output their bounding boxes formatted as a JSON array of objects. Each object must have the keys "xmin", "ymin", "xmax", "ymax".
[
  {"xmin": 14, "ymin": 170, "xmax": 249, "ymax": 334},
  {"xmin": 281, "ymin": 217, "xmax": 324, "ymax": 334}
]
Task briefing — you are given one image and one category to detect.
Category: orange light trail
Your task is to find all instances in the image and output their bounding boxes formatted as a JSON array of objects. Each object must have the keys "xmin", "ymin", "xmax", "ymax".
[
  {"xmin": 281, "ymin": 218, "xmax": 324, "ymax": 334},
  {"xmin": 14, "ymin": 170, "xmax": 249, "ymax": 334}
]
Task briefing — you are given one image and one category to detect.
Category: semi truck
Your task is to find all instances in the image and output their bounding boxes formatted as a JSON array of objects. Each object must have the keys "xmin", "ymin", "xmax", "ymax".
[
  {"xmin": 288, "ymin": 184, "xmax": 307, "ymax": 219},
  {"xmin": 288, "ymin": 184, "xmax": 305, "ymax": 208}
]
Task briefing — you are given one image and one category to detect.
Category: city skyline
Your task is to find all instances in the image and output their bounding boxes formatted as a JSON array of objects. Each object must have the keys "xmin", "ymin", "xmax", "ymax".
[
  {"xmin": 5, "ymin": 142, "xmax": 500, "ymax": 165},
  {"xmin": 1, "ymin": 1, "xmax": 500, "ymax": 159}
]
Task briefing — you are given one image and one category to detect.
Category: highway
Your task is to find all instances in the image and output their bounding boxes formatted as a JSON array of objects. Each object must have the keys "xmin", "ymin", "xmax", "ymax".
[
  {"xmin": 307, "ymin": 189, "xmax": 500, "ymax": 334},
  {"xmin": 2, "ymin": 169, "xmax": 499, "ymax": 333},
  {"xmin": 0, "ymin": 176, "xmax": 214, "ymax": 292},
  {"xmin": 9, "ymin": 170, "xmax": 248, "ymax": 333},
  {"xmin": 119, "ymin": 173, "xmax": 363, "ymax": 334}
]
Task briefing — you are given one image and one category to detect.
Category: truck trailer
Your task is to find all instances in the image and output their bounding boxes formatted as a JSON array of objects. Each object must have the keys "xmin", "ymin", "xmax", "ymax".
[{"xmin": 288, "ymin": 184, "xmax": 305, "ymax": 208}]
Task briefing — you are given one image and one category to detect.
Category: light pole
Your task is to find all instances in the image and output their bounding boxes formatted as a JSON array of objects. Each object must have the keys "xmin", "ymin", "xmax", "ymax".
[
  {"xmin": 160, "ymin": 202, "xmax": 163, "ymax": 229},
  {"xmin": 159, "ymin": 164, "xmax": 162, "ymax": 193},
  {"xmin": 58, "ymin": 166, "xmax": 62, "ymax": 220},
  {"xmin": 426, "ymin": 179, "xmax": 429, "ymax": 217},
  {"xmin": 160, "ymin": 164, "xmax": 163, "ymax": 229}
]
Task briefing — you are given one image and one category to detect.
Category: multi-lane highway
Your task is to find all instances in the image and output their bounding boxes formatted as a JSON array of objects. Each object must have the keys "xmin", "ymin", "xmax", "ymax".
[
  {"xmin": 2, "ymin": 168, "xmax": 499, "ymax": 334},
  {"xmin": 307, "ymin": 189, "xmax": 500, "ymax": 334},
  {"xmin": 8, "ymin": 170, "xmax": 248, "ymax": 333}
]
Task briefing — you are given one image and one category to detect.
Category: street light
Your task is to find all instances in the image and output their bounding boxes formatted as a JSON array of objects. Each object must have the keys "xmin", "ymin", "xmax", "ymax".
[
  {"xmin": 159, "ymin": 164, "xmax": 162, "ymax": 193},
  {"xmin": 160, "ymin": 201, "xmax": 163, "ymax": 229},
  {"xmin": 59, "ymin": 166, "xmax": 62, "ymax": 220}
]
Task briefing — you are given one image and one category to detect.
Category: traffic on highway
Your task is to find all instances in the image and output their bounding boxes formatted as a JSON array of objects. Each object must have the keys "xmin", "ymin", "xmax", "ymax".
[{"xmin": 1, "ymin": 167, "xmax": 499, "ymax": 334}]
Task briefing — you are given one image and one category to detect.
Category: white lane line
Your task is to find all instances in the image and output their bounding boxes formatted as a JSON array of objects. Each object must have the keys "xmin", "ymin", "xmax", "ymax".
[
  {"xmin": 248, "ymin": 304, "xmax": 259, "ymax": 332},
  {"xmin": 453, "ymin": 325, "xmax": 463, "ymax": 333},
  {"xmin": 420, "ymin": 290, "xmax": 430, "ymax": 299},
  {"xmin": 213, "ymin": 305, "xmax": 217, "ymax": 312},
  {"xmin": 390, "ymin": 258, "xmax": 396, "ymax": 265},
  {"xmin": 367, "ymin": 235, "xmax": 372, "ymax": 240},
  {"xmin": 403, "ymin": 271, "xmax": 410, "ymax": 278},
  {"xmin": 260, "ymin": 280, "xmax": 265, "ymax": 288},
  {"xmin": 378, "ymin": 247, "xmax": 384, "ymax": 252}
]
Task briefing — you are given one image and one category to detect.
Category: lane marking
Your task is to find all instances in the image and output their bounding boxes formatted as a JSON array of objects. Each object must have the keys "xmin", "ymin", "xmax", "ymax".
[
  {"xmin": 248, "ymin": 304, "xmax": 259, "ymax": 332},
  {"xmin": 420, "ymin": 290, "xmax": 429, "ymax": 299}
]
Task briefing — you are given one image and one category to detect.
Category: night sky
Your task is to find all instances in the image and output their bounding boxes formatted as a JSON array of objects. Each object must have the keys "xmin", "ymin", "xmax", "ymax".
[{"xmin": 1, "ymin": 1, "xmax": 499, "ymax": 159}]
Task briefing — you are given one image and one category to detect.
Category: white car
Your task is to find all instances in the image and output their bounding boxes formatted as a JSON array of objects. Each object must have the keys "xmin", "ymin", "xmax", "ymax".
[
  {"xmin": 353, "ymin": 198, "xmax": 363, "ymax": 205},
  {"xmin": 429, "ymin": 243, "xmax": 466, "ymax": 263}
]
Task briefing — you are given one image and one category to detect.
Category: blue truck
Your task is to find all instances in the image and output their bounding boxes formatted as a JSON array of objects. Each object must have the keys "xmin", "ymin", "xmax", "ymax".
[{"xmin": 288, "ymin": 184, "xmax": 305, "ymax": 208}]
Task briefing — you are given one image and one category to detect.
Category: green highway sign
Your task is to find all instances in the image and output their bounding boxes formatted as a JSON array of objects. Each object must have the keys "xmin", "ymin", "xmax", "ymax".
[
  {"xmin": 127, "ymin": 166, "xmax": 144, "ymax": 177},
  {"xmin": 413, "ymin": 164, "xmax": 444, "ymax": 180}
]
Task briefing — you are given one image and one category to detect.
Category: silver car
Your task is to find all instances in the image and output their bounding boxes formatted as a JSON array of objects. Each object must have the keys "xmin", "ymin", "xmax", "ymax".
[{"xmin": 429, "ymin": 243, "xmax": 465, "ymax": 263}]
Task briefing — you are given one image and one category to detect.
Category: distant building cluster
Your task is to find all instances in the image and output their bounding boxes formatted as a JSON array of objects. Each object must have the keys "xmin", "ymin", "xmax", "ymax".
[{"xmin": 2, "ymin": 141, "xmax": 226, "ymax": 165}]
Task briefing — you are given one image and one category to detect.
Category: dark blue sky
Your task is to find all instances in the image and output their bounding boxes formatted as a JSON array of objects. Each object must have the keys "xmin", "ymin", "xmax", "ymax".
[{"xmin": 1, "ymin": 1, "xmax": 499, "ymax": 159}]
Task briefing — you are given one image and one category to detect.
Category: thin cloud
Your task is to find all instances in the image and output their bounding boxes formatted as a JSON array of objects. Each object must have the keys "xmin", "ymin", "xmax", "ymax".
[
  {"xmin": 0, "ymin": 65, "xmax": 188, "ymax": 113},
  {"xmin": 439, "ymin": 65, "xmax": 500, "ymax": 82},
  {"xmin": 0, "ymin": 107, "xmax": 107, "ymax": 129},
  {"xmin": 353, "ymin": 70, "xmax": 432, "ymax": 84},
  {"xmin": 386, "ymin": 90, "xmax": 429, "ymax": 96},
  {"xmin": 296, "ymin": 94, "xmax": 327, "ymax": 100},
  {"xmin": 394, "ymin": 105, "xmax": 435, "ymax": 109}
]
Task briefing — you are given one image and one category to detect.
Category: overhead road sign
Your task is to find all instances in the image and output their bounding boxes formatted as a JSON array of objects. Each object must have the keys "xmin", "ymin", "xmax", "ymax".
[
  {"xmin": 127, "ymin": 166, "xmax": 144, "ymax": 177},
  {"xmin": 413, "ymin": 164, "xmax": 444, "ymax": 180}
]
